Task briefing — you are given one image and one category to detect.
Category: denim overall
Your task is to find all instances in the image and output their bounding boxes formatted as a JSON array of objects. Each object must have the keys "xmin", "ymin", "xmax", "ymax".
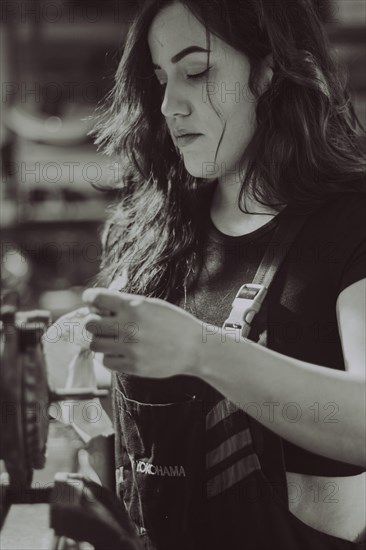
[
  {"xmin": 112, "ymin": 211, "xmax": 366, "ymax": 550},
  {"xmin": 112, "ymin": 336, "xmax": 366, "ymax": 550}
]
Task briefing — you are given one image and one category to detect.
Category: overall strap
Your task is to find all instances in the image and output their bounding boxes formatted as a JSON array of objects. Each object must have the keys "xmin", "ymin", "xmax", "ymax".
[
  {"xmin": 221, "ymin": 208, "xmax": 313, "ymax": 505},
  {"xmin": 222, "ymin": 209, "xmax": 311, "ymax": 340}
]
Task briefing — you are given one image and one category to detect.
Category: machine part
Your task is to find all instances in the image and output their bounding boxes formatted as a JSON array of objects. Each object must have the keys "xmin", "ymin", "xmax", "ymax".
[
  {"xmin": 0, "ymin": 308, "xmax": 51, "ymax": 486},
  {"xmin": 20, "ymin": 323, "xmax": 50, "ymax": 470},
  {"xmin": 50, "ymin": 474, "xmax": 143, "ymax": 550},
  {"xmin": 0, "ymin": 306, "xmax": 109, "ymax": 489}
]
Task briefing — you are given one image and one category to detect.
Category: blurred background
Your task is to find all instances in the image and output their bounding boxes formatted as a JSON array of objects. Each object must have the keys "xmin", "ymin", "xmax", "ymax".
[{"xmin": 1, "ymin": 0, "xmax": 365, "ymax": 321}]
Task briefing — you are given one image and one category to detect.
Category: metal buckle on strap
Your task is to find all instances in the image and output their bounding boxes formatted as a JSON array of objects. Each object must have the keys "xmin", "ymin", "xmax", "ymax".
[{"xmin": 222, "ymin": 283, "xmax": 267, "ymax": 336}]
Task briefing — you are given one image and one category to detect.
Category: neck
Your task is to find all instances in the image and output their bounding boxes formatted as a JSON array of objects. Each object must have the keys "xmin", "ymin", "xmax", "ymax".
[
  {"xmin": 213, "ymin": 173, "xmax": 277, "ymax": 217},
  {"xmin": 209, "ymin": 177, "xmax": 280, "ymax": 237}
]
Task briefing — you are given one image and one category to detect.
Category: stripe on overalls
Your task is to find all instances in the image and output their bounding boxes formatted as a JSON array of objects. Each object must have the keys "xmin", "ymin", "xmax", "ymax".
[
  {"xmin": 206, "ymin": 398, "xmax": 241, "ymax": 430},
  {"xmin": 207, "ymin": 453, "xmax": 261, "ymax": 498},
  {"xmin": 206, "ymin": 399, "xmax": 262, "ymax": 497},
  {"xmin": 206, "ymin": 428, "xmax": 253, "ymax": 469}
]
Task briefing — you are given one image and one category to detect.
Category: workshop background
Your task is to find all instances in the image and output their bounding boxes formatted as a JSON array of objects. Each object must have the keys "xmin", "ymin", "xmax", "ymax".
[
  {"xmin": 0, "ymin": 1, "xmax": 365, "ymax": 549},
  {"xmin": 1, "ymin": 0, "xmax": 365, "ymax": 319}
]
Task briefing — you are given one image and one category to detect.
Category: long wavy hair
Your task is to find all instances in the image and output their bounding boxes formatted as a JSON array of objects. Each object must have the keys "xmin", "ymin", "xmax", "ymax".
[{"xmin": 90, "ymin": 0, "xmax": 366, "ymax": 301}]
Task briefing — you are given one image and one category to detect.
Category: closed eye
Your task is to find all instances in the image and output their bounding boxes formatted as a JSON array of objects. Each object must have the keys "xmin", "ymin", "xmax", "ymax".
[
  {"xmin": 187, "ymin": 67, "xmax": 211, "ymax": 81},
  {"xmin": 157, "ymin": 67, "xmax": 211, "ymax": 89}
]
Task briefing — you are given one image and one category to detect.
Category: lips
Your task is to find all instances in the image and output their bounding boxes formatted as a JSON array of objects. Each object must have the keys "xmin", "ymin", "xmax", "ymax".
[
  {"xmin": 175, "ymin": 134, "xmax": 202, "ymax": 147},
  {"xmin": 172, "ymin": 128, "xmax": 202, "ymax": 138}
]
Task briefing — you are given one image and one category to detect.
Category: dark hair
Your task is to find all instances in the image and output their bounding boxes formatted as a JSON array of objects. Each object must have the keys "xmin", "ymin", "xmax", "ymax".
[{"xmin": 90, "ymin": 0, "xmax": 366, "ymax": 300}]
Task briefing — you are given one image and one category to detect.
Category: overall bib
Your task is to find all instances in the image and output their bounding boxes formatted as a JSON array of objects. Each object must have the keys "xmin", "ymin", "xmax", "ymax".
[
  {"xmin": 111, "ymin": 209, "xmax": 366, "ymax": 550},
  {"xmin": 112, "ymin": 371, "xmax": 366, "ymax": 550}
]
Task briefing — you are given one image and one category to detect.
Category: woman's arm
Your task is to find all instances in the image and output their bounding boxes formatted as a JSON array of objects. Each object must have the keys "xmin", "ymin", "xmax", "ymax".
[
  {"xmin": 83, "ymin": 280, "xmax": 366, "ymax": 465},
  {"xmin": 193, "ymin": 279, "xmax": 366, "ymax": 467}
]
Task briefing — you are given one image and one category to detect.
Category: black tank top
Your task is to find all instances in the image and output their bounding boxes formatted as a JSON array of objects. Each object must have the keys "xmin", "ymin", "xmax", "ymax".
[{"xmin": 172, "ymin": 182, "xmax": 366, "ymax": 477}]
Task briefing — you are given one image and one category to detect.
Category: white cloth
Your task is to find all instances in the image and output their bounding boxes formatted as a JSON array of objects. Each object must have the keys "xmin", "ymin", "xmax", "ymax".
[
  {"xmin": 43, "ymin": 321, "xmax": 114, "ymax": 442},
  {"xmin": 42, "ymin": 274, "xmax": 128, "ymax": 442}
]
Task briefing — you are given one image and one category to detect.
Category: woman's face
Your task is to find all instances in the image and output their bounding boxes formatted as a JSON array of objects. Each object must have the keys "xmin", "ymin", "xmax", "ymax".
[{"xmin": 147, "ymin": 1, "xmax": 265, "ymax": 182}]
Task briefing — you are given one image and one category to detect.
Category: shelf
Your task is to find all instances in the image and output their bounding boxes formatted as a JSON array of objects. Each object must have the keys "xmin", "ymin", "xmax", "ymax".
[
  {"xmin": 1, "ymin": 198, "xmax": 110, "ymax": 226},
  {"xmin": 14, "ymin": 20, "xmax": 129, "ymax": 47}
]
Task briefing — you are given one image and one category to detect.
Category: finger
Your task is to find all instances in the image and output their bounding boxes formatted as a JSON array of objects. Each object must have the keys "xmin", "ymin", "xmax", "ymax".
[
  {"xmin": 82, "ymin": 288, "xmax": 122, "ymax": 315},
  {"xmin": 89, "ymin": 335, "xmax": 134, "ymax": 355},
  {"xmin": 85, "ymin": 318, "xmax": 121, "ymax": 338},
  {"xmin": 117, "ymin": 291, "xmax": 146, "ymax": 307},
  {"xmin": 54, "ymin": 309, "xmax": 94, "ymax": 334},
  {"xmin": 85, "ymin": 318, "xmax": 140, "ymax": 342},
  {"xmin": 83, "ymin": 288, "xmax": 146, "ymax": 313}
]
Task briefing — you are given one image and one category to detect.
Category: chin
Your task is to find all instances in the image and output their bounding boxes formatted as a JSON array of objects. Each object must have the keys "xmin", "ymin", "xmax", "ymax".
[{"xmin": 183, "ymin": 159, "xmax": 221, "ymax": 180}]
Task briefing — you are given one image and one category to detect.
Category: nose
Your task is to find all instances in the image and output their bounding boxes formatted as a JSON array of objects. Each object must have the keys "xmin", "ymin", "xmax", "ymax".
[{"xmin": 160, "ymin": 80, "xmax": 190, "ymax": 118}]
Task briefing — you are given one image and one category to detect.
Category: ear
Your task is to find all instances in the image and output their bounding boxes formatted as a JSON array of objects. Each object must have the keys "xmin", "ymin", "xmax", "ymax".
[
  {"xmin": 263, "ymin": 53, "xmax": 273, "ymax": 86},
  {"xmin": 259, "ymin": 53, "xmax": 274, "ymax": 92}
]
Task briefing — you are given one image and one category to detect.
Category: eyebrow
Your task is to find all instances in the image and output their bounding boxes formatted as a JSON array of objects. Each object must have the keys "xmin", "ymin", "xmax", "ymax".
[{"xmin": 152, "ymin": 46, "xmax": 211, "ymax": 69}]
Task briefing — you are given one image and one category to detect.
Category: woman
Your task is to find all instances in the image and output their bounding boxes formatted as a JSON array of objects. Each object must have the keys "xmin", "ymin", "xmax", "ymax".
[{"xmin": 80, "ymin": 0, "xmax": 366, "ymax": 548}]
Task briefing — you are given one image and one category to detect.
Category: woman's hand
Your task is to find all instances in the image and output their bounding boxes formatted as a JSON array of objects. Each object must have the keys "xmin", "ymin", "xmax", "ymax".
[{"xmin": 82, "ymin": 287, "xmax": 203, "ymax": 378}]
